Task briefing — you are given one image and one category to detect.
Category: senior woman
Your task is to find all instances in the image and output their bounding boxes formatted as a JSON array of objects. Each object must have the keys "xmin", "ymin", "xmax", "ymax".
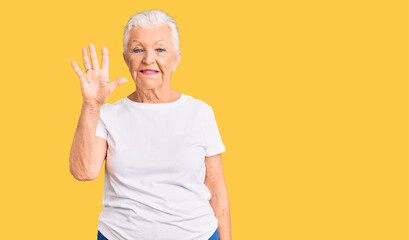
[{"xmin": 69, "ymin": 10, "xmax": 231, "ymax": 240}]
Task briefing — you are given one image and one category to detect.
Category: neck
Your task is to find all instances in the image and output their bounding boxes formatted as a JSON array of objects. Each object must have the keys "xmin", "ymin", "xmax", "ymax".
[{"xmin": 128, "ymin": 88, "xmax": 180, "ymax": 103}]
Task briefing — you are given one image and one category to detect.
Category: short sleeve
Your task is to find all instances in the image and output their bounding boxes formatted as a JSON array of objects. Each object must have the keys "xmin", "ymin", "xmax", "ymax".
[
  {"xmin": 204, "ymin": 106, "xmax": 226, "ymax": 157},
  {"xmin": 95, "ymin": 104, "xmax": 108, "ymax": 140}
]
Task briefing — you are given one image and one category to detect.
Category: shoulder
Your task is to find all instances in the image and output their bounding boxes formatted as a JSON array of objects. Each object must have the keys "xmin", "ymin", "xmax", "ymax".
[
  {"xmin": 99, "ymin": 98, "xmax": 127, "ymax": 118},
  {"xmin": 183, "ymin": 94, "xmax": 213, "ymax": 113}
]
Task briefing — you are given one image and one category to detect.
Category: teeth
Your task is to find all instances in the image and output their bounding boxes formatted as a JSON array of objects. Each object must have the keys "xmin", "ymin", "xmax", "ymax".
[{"xmin": 142, "ymin": 70, "xmax": 157, "ymax": 73}]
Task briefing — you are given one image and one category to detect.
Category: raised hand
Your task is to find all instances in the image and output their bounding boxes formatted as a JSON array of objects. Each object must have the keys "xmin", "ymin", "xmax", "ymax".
[{"xmin": 71, "ymin": 43, "xmax": 128, "ymax": 107}]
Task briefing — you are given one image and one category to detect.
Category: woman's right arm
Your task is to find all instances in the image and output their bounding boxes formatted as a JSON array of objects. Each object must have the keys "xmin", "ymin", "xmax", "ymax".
[
  {"xmin": 69, "ymin": 103, "xmax": 107, "ymax": 181},
  {"xmin": 69, "ymin": 43, "xmax": 127, "ymax": 181}
]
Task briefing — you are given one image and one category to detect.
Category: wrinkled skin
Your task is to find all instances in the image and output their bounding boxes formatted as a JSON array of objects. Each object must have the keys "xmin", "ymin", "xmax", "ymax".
[{"xmin": 123, "ymin": 23, "xmax": 182, "ymax": 103}]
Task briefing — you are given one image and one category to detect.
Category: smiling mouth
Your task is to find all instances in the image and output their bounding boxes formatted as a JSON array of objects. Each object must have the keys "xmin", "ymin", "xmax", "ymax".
[{"xmin": 140, "ymin": 70, "xmax": 159, "ymax": 75}]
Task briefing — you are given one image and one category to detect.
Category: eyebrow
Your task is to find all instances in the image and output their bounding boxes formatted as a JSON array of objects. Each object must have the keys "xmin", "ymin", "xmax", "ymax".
[{"xmin": 131, "ymin": 40, "xmax": 167, "ymax": 45}]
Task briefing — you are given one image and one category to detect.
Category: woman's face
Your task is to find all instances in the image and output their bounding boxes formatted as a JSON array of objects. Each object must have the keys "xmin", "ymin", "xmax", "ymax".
[{"xmin": 123, "ymin": 24, "xmax": 181, "ymax": 90}]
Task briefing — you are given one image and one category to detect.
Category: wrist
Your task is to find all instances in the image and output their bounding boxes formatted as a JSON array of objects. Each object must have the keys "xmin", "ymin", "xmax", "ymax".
[{"xmin": 82, "ymin": 102, "xmax": 101, "ymax": 112}]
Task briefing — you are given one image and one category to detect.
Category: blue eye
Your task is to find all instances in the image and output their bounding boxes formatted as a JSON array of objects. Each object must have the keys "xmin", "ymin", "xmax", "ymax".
[{"xmin": 133, "ymin": 48, "xmax": 165, "ymax": 53}]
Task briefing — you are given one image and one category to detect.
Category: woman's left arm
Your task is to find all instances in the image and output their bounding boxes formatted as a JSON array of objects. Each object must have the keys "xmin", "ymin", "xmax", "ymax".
[{"xmin": 205, "ymin": 153, "xmax": 232, "ymax": 240}]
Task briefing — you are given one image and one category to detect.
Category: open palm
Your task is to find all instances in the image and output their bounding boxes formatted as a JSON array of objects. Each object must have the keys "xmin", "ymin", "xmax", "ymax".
[{"xmin": 71, "ymin": 43, "xmax": 128, "ymax": 107}]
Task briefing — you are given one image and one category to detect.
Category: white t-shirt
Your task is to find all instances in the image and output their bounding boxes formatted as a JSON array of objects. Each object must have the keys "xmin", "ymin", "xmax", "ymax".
[{"xmin": 95, "ymin": 93, "xmax": 226, "ymax": 240}]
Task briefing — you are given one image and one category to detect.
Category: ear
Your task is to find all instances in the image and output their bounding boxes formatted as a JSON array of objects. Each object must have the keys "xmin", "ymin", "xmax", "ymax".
[
  {"xmin": 172, "ymin": 51, "xmax": 182, "ymax": 73},
  {"xmin": 123, "ymin": 52, "xmax": 128, "ymax": 67}
]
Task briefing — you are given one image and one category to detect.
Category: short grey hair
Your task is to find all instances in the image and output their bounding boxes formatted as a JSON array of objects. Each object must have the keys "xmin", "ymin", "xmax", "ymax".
[{"xmin": 123, "ymin": 10, "xmax": 180, "ymax": 54}]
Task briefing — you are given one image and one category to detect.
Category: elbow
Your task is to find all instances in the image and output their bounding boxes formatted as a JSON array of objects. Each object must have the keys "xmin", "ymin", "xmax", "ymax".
[
  {"xmin": 70, "ymin": 169, "xmax": 96, "ymax": 181},
  {"xmin": 69, "ymin": 159, "xmax": 98, "ymax": 181},
  {"xmin": 72, "ymin": 172, "xmax": 97, "ymax": 181}
]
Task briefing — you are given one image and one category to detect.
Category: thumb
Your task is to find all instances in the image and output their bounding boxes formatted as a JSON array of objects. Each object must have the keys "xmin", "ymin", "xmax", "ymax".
[{"xmin": 109, "ymin": 77, "xmax": 128, "ymax": 91}]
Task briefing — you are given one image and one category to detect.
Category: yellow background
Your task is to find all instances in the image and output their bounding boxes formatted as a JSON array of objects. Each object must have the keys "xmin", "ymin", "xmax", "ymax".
[{"xmin": 0, "ymin": 0, "xmax": 408, "ymax": 239}]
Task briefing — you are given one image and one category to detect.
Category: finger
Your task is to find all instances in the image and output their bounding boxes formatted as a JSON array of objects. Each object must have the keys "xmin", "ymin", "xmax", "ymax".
[
  {"xmin": 109, "ymin": 77, "xmax": 128, "ymax": 91},
  {"xmin": 71, "ymin": 60, "xmax": 86, "ymax": 82},
  {"xmin": 82, "ymin": 47, "xmax": 91, "ymax": 72},
  {"xmin": 88, "ymin": 43, "xmax": 100, "ymax": 70},
  {"xmin": 101, "ymin": 46, "xmax": 109, "ymax": 70}
]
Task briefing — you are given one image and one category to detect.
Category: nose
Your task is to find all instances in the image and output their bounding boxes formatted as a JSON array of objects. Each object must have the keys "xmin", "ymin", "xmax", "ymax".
[{"xmin": 142, "ymin": 49, "xmax": 155, "ymax": 64}]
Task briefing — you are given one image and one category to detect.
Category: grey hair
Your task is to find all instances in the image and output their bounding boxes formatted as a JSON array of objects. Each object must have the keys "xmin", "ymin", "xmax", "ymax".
[{"xmin": 123, "ymin": 10, "xmax": 180, "ymax": 54}]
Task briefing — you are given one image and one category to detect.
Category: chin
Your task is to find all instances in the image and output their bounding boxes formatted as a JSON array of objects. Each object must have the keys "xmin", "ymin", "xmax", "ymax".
[{"xmin": 137, "ymin": 78, "xmax": 162, "ymax": 88}]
